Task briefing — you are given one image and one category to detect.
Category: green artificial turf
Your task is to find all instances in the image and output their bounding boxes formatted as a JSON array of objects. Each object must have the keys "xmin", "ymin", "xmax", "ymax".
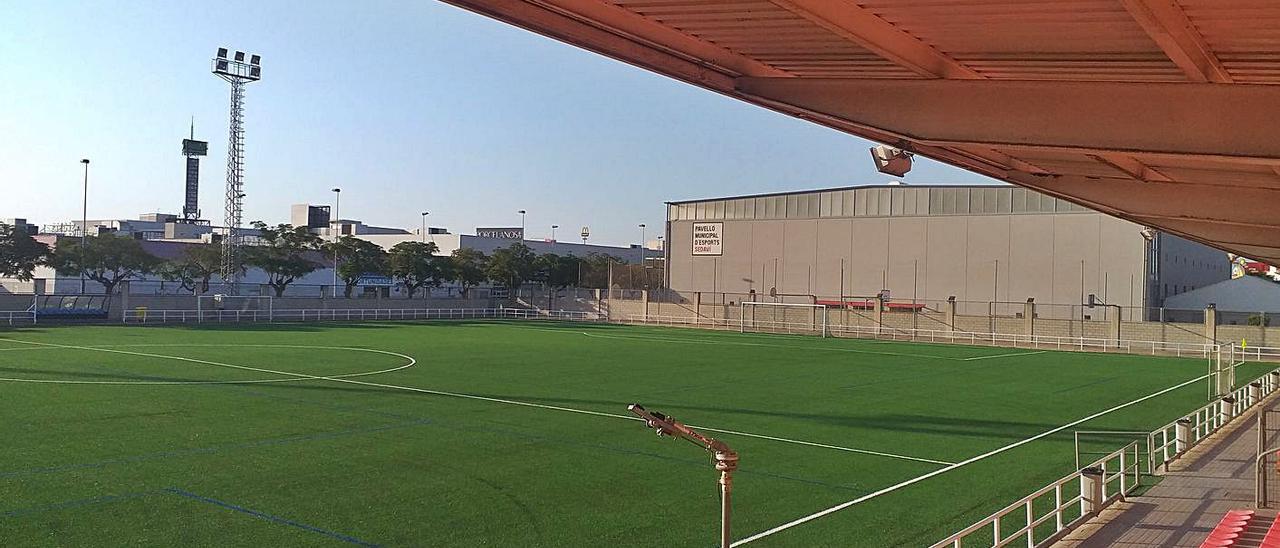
[{"xmin": 0, "ymin": 321, "xmax": 1268, "ymax": 547}]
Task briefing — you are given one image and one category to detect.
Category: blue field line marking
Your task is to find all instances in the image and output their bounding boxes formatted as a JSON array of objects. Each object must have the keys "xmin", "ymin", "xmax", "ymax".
[
  {"xmin": 0, "ymin": 419, "xmax": 431, "ymax": 479},
  {"xmin": 1, "ymin": 490, "xmax": 160, "ymax": 518},
  {"xmin": 164, "ymin": 488, "xmax": 381, "ymax": 547}
]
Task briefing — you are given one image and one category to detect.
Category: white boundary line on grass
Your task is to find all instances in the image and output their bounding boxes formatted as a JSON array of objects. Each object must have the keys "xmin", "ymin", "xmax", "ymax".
[
  {"xmin": 0, "ymin": 343, "xmax": 417, "ymax": 385},
  {"xmin": 0, "ymin": 338, "xmax": 954, "ymax": 467},
  {"xmin": 728, "ymin": 371, "xmax": 1211, "ymax": 546},
  {"xmin": 962, "ymin": 350, "xmax": 1049, "ymax": 361}
]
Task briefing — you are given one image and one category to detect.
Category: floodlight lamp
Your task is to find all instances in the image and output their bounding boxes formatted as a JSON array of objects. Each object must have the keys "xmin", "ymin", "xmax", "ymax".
[
  {"xmin": 216, "ymin": 60, "xmax": 229, "ymax": 71},
  {"xmin": 249, "ymin": 66, "xmax": 261, "ymax": 78},
  {"xmin": 250, "ymin": 54, "xmax": 260, "ymax": 65},
  {"xmin": 870, "ymin": 145, "xmax": 913, "ymax": 177},
  {"xmin": 217, "ymin": 48, "xmax": 228, "ymax": 59},
  {"xmin": 234, "ymin": 51, "xmax": 245, "ymax": 62}
]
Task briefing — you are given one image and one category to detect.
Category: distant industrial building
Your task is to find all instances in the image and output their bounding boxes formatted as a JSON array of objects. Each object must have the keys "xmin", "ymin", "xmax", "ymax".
[
  {"xmin": 665, "ymin": 184, "xmax": 1229, "ymax": 311},
  {"xmin": 2, "ymin": 204, "xmax": 647, "ymax": 296},
  {"xmin": 1164, "ymin": 276, "xmax": 1280, "ymax": 324}
]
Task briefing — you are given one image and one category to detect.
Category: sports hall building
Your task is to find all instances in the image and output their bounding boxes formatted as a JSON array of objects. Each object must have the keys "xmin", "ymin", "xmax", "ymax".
[{"xmin": 665, "ymin": 184, "xmax": 1228, "ymax": 313}]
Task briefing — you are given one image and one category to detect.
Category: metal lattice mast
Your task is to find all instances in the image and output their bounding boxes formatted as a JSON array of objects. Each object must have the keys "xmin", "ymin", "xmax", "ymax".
[
  {"xmin": 221, "ymin": 79, "xmax": 245, "ymax": 289},
  {"xmin": 211, "ymin": 48, "xmax": 261, "ymax": 294}
]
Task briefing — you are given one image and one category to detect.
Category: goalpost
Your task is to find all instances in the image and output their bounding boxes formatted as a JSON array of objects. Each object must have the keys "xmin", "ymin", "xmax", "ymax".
[
  {"xmin": 740, "ymin": 302, "xmax": 829, "ymax": 337},
  {"xmin": 1209, "ymin": 343, "xmax": 1240, "ymax": 400},
  {"xmin": 196, "ymin": 294, "xmax": 273, "ymax": 322}
]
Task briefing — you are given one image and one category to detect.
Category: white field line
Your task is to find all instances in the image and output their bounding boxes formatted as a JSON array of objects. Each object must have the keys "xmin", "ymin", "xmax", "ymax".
[
  {"xmin": 962, "ymin": 350, "xmax": 1049, "ymax": 361},
  {"xmin": 502, "ymin": 324, "xmax": 973, "ymax": 361},
  {"xmin": 0, "ymin": 339, "xmax": 952, "ymax": 466},
  {"xmin": 0, "ymin": 343, "xmax": 416, "ymax": 385},
  {"xmin": 729, "ymin": 372, "xmax": 1210, "ymax": 546}
]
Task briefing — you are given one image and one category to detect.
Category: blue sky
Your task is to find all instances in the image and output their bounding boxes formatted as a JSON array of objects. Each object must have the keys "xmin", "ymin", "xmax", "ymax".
[{"xmin": 0, "ymin": 1, "xmax": 997, "ymax": 246}]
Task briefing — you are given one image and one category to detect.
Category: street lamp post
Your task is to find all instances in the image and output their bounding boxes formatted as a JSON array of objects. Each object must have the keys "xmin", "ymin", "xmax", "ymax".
[
  {"xmin": 551, "ymin": 224, "xmax": 559, "ymax": 241},
  {"xmin": 518, "ymin": 210, "xmax": 526, "ymax": 240},
  {"xmin": 79, "ymin": 159, "xmax": 90, "ymax": 294},
  {"xmin": 332, "ymin": 187, "xmax": 341, "ymax": 296},
  {"xmin": 421, "ymin": 211, "xmax": 430, "ymax": 243},
  {"xmin": 639, "ymin": 223, "xmax": 647, "ymax": 289}
]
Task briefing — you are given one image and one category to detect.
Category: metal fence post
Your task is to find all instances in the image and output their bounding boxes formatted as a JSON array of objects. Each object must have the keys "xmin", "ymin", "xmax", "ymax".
[
  {"xmin": 1024, "ymin": 298, "xmax": 1035, "ymax": 337},
  {"xmin": 1080, "ymin": 467, "xmax": 1104, "ymax": 516},
  {"xmin": 1259, "ymin": 408, "xmax": 1268, "ymax": 508},
  {"xmin": 946, "ymin": 296, "xmax": 957, "ymax": 333},
  {"xmin": 1175, "ymin": 417, "xmax": 1191, "ymax": 455}
]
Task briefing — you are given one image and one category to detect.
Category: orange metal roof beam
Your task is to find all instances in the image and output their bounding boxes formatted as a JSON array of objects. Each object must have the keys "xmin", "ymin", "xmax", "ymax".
[
  {"xmin": 1120, "ymin": 0, "xmax": 1232, "ymax": 83},
  {"xmin": 1089, "ymin": 153, "xmax": 1174, "ymax": 183},
  {"xmin": 766, "ymin": 0, "xmax": 982, "ymax": 80},
  {"xmin": 442, "ymin": 0, "xmax": 738, "ymax": 92},
  {"xmin": 734, "ymin": 77, "xmax": 1280, "ymax": 159},
  {"xmin": 534, "ymin": 0, "xmax": 793, "ymax": 78}
]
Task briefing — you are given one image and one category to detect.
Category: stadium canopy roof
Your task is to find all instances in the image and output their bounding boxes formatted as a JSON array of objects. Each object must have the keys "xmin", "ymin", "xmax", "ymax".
[{"xmin": 441, "ymin": 0, "xmax": 1280, "ymax": 264}]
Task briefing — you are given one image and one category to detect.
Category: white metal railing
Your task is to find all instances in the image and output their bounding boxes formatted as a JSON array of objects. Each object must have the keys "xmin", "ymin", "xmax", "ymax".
[
  {"xmin": 1234, "ymin": 344, "xmax": 1280, "ymax": 363},
  {"xmin": 620, "ymin": 314, "xmax": 1220, "ymax": 359},
  {"xmin": 1149, "ymin": 360, "xmax": 1280, "ymax": 471},
  {"xmin": 932, "ymin": 441, "xmax": 1141, "ymax": 548},
  {"xmin": 0, "ymin": 310, "xmax": 37, "ymax": 325},
  {"xmin": 120, "ymin": 307, "xmax": 602, "ymax": 324},
  {"xmin": 940, "ymin": 358, "xmax": 1280, "ymax": 548}
]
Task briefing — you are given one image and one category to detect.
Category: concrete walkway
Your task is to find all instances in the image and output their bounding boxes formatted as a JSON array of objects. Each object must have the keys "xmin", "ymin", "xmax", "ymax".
[{"xmin": 1057, "ymin": 403, "xmax": 1279, "ymax": 547}]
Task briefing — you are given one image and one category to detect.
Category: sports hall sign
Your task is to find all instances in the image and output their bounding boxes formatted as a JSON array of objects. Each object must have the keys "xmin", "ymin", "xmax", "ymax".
[{"xmin": 692, "ymin": 222, "xmax": 723, "ymax": 256}]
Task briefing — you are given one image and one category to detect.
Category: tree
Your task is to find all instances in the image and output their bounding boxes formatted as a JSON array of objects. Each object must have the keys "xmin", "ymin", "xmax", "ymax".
[
  {"xmin": 447, "ymin": 248, "xmax": 488, "ymax": 298},
  {"xmin": 579, "ymin": 252, "xmax": 624, "ymax": 289},
  {"xmin": 388, "ymin": 241, "xmax": 442, "ymax": 299},
  {"xmin": 486, "ymin": 243, "xmax": 537, "ymax": 291},
  {"xmin": 47, "ymin": 234, "xmax": 161, "ymax": 295},
  {"xmin": 157, "ymin": 244, "xmax": 223, "ymax": 294},
  {"xmin": 0, "ymin": 223, "xmax": 49, "ymax": 281},
  {"xmin": 325, "ymin": 235, "xmax": 388, "ymax": 298},
  {"xmin": 242, "ymin": 222, "xmax": 323, "ymax": 297},
  {"xmin": 534, "ymin": 253, "xmax": 580, "ymax": 289}
]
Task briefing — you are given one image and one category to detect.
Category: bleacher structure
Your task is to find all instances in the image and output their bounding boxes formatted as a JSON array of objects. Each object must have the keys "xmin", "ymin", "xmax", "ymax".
[{"xmin": 1197, "ymin": 509, "xmax": 1275, "ymax": 548}]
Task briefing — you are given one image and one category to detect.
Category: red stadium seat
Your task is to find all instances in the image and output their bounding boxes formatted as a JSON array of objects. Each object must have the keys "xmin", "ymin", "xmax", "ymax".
[{"xmin": 1200, "ymin": 510, "xmax": 1257, "ymax": 548}]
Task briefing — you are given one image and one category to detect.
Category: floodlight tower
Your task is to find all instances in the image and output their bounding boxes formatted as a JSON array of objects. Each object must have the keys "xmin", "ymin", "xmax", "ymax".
[{"xmin": 211, "ymin": 47, "xmax": 262, "ymax": 293}]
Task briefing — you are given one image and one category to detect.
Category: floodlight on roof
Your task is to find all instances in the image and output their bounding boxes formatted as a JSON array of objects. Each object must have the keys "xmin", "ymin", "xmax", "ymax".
[
  {"xmin": 250, "ymin": 54, "xmax": 260, "ymax": 65},
  {"xmin": 234, "ymin": 51, "xmax": 245, "ymax": 62},
  {"xmin": 216, "ymin": 59, "xmax": 229, "ymax": 72},
  {"xmin": 870, "ymin": 144, "xmax": 914, "ymax": 177},
  {"xmin": 249, "ymin": 66, "xmax": 260, "ymax": 78},
  {"xmin": 217, "ymin": 48, "xmax": 228, "ymax": 59}
]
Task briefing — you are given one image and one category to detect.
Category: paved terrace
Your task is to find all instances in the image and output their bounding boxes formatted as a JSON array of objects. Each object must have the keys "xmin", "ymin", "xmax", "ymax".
[{"xmin": 1057, "ymin": 398, "xmax": 1280, "ymax": 547}]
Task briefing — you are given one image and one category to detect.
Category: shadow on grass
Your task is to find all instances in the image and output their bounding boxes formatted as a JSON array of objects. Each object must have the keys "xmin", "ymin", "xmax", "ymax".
[
  {"xmin": 0, "ymin": 365, "xmax": 219, "ymax": 383},
  {"xmin": 227, "ymin": 380, "xmax": 1062, "ymax": 442},
  {"xmin": 463, "ymin": 392, "xmax": 1065, "ymax": 441}
]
